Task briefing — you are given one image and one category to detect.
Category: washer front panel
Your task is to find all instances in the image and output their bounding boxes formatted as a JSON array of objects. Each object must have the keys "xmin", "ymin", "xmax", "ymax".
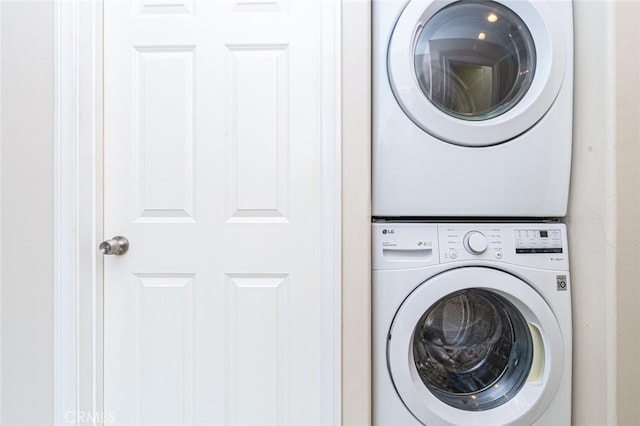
[
  {"xmin": 387, "ymin": 267, "xmax": 564, "ymax": 425},
  {"xmin": 388, "ymin": 0, "xmax": 566, "ymax": 146}
]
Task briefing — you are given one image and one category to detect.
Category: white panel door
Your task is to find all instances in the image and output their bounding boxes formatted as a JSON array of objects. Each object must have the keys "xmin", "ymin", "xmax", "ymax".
[{"xmin": 103, "ymin": 1, "xmax": 337, "ymax": 424}]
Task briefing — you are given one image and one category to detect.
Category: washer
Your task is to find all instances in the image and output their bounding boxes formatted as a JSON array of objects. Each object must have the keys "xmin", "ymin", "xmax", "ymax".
[
  {"xmin": 373, "ymin": 0, "xmax": 573, "ymax": 217},
  {"xmin": 373, "ymin": 222, "xmax": 571, "ymax": 425}
]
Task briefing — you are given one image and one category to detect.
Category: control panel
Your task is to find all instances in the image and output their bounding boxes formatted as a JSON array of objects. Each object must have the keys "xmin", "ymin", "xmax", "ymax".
[
  {"xmin": 373, "ymin": 222, "xmax": 569, "ymax": 271},
  {"xmin": 514, "ymin": 229, "xmax": 563, "ymax": 254},
  {"xmin": 440, "ymin": 226, "xmax": 505, "ymax": 261}
]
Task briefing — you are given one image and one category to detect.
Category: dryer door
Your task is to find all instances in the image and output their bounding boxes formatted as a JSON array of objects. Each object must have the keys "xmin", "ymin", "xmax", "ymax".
[
  {"xmin": 388, "ymin": 267, "xmax": 564, "ymax": 425},
  {"xmin": 388, "ymin": 0, "xmax": 566, "ymax": 146}
]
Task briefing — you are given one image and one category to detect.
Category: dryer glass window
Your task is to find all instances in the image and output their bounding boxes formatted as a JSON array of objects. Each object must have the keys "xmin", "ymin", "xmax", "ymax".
[
  {"xmin": 412, "ymin": 289, "xmax": 533, "ymax": 411},
  {"xmin": 414, "ymin": 1, "xmax": 536, "ymax": 121}
]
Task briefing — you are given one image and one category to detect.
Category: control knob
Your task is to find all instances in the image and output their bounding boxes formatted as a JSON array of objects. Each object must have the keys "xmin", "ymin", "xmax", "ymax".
[{"xmin": 463, "ymin": 231, "xmax": 488, "ymax": 255}]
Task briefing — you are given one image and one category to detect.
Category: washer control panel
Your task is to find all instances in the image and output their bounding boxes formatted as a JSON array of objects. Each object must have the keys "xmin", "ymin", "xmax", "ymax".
[
  {"xmin": 373, "ymin": 223, "xmax": 569, "ymax": 271},
  {"xmin": 438, "ymin": 223, "xmax": 568, "ymax": 270},
  {"xmin": 441, "ymin": 226, "xmax": 505, "ymax": 261},
  {"xmin": 514, "ymin": 229, "xmax": 563, "ymax": 254}
]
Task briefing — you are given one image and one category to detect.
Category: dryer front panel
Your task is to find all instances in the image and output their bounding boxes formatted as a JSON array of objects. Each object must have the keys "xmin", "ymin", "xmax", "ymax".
[
  {"xmin": 387, "ymin": 266, "xmax": 564, "ymax": 425},
  {"xmin": 388, "ymin": 0, "xmax": 567, "ymax": 146},
  {"xmin": 372, "ymin": 0, "xmax": 573, "ymax": 217}
]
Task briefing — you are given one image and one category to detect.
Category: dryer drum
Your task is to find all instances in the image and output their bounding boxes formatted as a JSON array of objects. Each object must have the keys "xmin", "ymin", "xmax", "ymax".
[{"xmin": 412, "ymin": 289, "xmax": 534, "ymax": 411}]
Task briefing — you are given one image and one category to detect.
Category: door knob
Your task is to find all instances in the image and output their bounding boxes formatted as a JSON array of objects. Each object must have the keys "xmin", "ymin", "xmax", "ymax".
[{"xmin": 99, "ymin": 236, "xmax": 129, "ymax": 255}]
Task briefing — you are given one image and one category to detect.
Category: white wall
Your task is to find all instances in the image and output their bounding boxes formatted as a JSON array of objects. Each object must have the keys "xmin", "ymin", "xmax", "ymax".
[
  {"xmin": 567, "ymin": 1, "xmax": 617, "ymax": 424},
  {"xmin": 614, "ymin": 2, "xmax": 640, "ymax": 424},
  {"xmin": 341, "ymin": 1, "xmax": 371, "ymax": 424},
  {"xmin": 568, "ymin": 1, "xmax": 640, "ymax": 424},
  {"xmin": 0, "ymin": 1, "xmax": 55, "ymax": 425}
]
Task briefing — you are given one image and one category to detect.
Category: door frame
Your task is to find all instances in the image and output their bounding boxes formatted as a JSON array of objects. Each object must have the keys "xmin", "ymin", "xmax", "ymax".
[{"xmin": 52, "ymin": 0, "xmax": 342, "ymax": 424}]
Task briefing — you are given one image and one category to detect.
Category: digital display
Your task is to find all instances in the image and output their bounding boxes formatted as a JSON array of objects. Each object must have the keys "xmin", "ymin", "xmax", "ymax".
[
  {"xmin": 514, "ymin": 229, "xmax": 563, "ymax": 254},
  {"xmin": 516, "ymin": 248, "xmax": 562, "ymax": 254}
]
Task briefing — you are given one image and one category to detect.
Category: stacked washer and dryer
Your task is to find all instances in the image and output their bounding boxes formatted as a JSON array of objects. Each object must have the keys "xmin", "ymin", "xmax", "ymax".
[{"xmin": 372, "ymin": 1, "xmax": 573, "ymax": 425}]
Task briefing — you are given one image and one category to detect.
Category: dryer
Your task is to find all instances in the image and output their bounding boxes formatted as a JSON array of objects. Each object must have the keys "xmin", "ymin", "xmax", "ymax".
[
  {"xmin": 372, "ymin": 222, "xmax": 572, "ymax": 425},
  {"xmin": 373, "ymin": 0, "xmax": 573, "ymax": 217}
]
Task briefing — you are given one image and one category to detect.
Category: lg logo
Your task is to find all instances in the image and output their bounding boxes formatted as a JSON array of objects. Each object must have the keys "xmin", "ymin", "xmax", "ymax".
[{"xmin": 382, "ymin": 229, "xmax": 395, "ymax": 235}]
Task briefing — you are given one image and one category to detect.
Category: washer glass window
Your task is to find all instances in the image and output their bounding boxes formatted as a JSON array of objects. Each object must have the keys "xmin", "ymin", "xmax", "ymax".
[
  {"xmin": 412, "ymin": 288, "xmax": 533, "ymax": 411},
  {"xmin": 414, "ymin": 1, "xmax": 536, "ymax": 120}
]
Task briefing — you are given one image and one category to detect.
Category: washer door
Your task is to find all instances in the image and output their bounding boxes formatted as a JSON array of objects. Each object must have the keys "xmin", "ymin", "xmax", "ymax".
[
  {"xmin": 388, "ymin": 0, "xmax": 566, "ymax": 146},
  {"xmin": 388, "ymin": 267, "xmax": 564, "ymax": 425}
]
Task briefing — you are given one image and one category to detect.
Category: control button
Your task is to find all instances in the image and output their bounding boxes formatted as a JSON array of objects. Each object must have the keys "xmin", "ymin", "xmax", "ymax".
[
  {"xmin": 449, "ymin": 250, "xmax": 458, "ymax": 259},
  {"xmin": 495, "ymin": 251, "xmax": 503, "ymax": 259},
  {"xmin": 463, "ymin": 231, "xmax": 488, "ymax": 255}
]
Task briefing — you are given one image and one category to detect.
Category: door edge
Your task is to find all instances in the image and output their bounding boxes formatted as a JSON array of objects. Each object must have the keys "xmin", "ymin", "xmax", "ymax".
[{"xmin": 53, "ymin": 0, "xmax": 104, "ymax": 424}]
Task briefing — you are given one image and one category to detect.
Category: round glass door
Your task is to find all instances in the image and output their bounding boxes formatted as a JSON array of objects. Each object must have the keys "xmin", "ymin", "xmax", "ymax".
[
  {"xmin": 414, "ymin": 1, "xmax": 536, "ymax": 120},
  {"xmin": 387, "ymin": 267, "xmax": 565, "ymax": 425},
  {"xmin": 413, "ymin": 288, "xmax": 533, "ymax": 411},
  {"xmin": 387, "ymin": 0, "xmax": 567, "ymax": 146}
]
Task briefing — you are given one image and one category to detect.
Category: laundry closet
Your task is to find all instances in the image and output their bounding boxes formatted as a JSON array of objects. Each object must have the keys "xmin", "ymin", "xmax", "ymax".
[{"xmin": 371, "ymin": 1, "xmax": 574, "ymax": 424}]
